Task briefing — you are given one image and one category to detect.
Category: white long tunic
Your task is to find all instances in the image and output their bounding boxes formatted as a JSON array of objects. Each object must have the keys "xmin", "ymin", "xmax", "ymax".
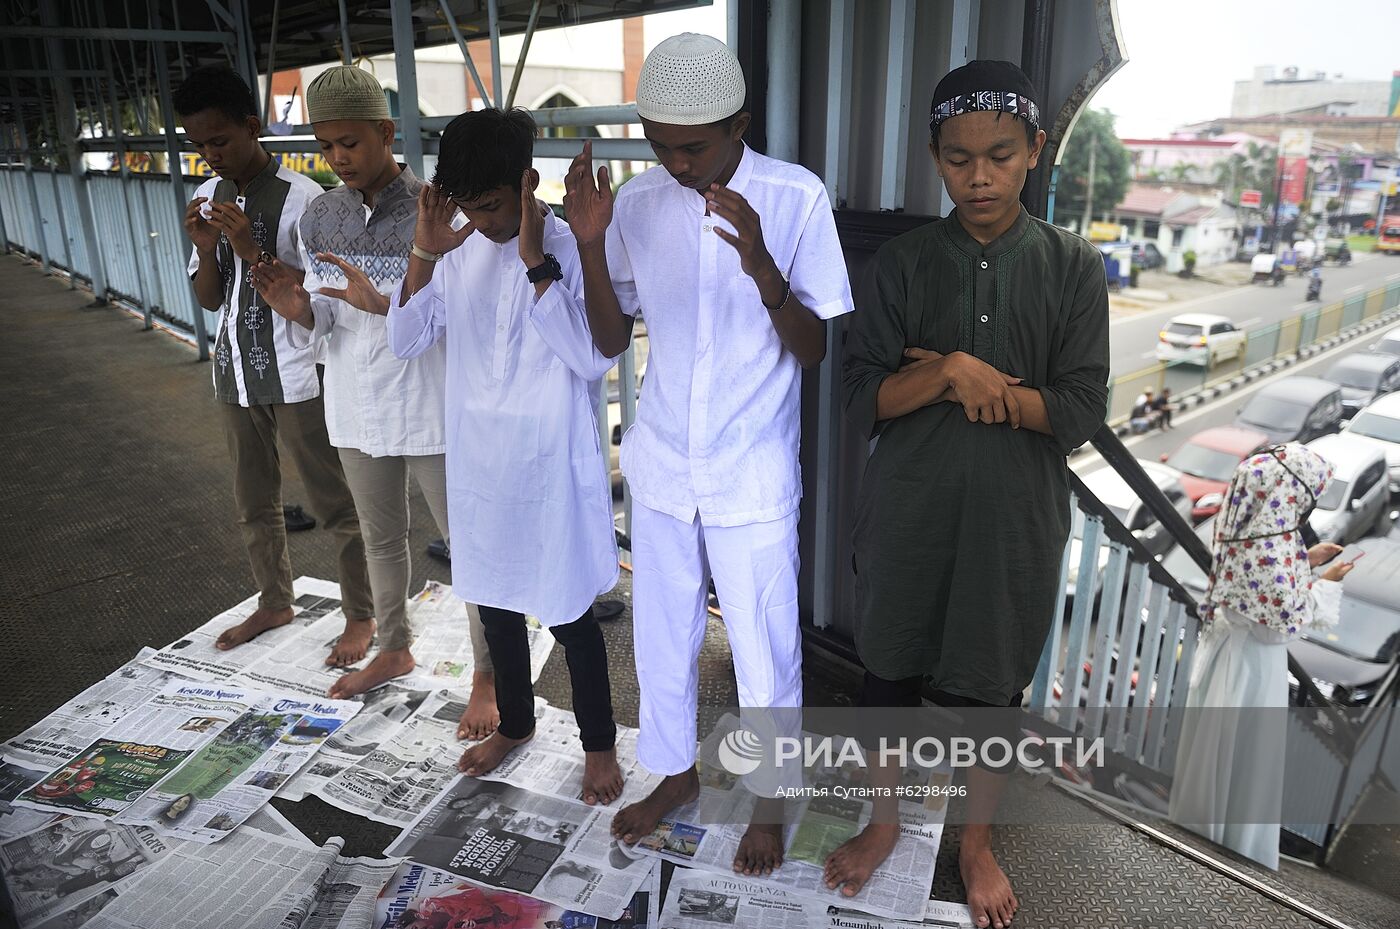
[
  {"xmin": 1168, "ymin": 578, "xmax": 1342, "ymax": 869},
  {"xmin": 386, "ymin": 212, "xmax": 618, "ymax": 625}
]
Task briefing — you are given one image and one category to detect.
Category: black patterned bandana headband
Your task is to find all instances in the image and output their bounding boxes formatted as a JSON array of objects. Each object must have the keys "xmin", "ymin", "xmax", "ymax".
[{"xmin": 929, "ymin": 90, "xmax": 1040, "ymax": 132}]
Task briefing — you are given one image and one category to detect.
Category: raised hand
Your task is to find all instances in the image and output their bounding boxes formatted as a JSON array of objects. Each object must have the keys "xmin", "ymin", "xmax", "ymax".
[
  {"xmin": 184, "ymin": 197, "xmax": 221, "ymax": 253},
  {"xmin": 206, "ymin": 201, "xmax": 258, "ymax": 263},
  {"xmin": 704, "ymin": 184, "xmax": 776, "ymax": 280},
  {"xmin": 518, "ymin": 169, "xmax": 547, "ymax": 268},
  {"xmin": 248, "ymin": 257, "xmax": 311, "ymax": 325},
  {"xmin": 562, "ymin": 140, "xmax": 613, "ymax": 248},
  {"xmin": 314, "ymin": 252, "xmax": 389, "ymax": 316},
  {"xmin": 415, "ymin": 184, "xmax": 475, "ymax": 256}
]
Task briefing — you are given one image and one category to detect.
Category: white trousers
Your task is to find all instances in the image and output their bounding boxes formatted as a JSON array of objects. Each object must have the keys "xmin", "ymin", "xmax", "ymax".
[{"xmin": 632, "ymin": 502, "xmax": 803, "ymax": 776}]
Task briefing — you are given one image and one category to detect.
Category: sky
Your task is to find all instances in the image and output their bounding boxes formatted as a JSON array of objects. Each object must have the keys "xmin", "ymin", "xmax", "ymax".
[{"xmin": 1089, "ymin": 0, "xmax": 1398, "ymax": 138}]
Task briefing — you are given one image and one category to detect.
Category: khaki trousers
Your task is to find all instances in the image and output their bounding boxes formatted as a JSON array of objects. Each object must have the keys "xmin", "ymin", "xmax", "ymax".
[
  {"xmin": 219, "ymin": 396, "xmax": 372, "ymax": 619},
  {"xmin": 337, "ymin": 447, "xmax": 489, "ymax": 666}
]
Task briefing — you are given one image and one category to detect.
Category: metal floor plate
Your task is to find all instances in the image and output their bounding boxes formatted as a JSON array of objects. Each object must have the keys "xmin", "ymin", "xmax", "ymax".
[{"xmin": 0, "ymin": 254, "xmax": 1395, "ymax": 928}]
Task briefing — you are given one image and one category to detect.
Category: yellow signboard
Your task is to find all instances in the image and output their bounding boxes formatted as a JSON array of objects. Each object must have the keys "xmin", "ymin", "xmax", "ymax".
[
  {"xmin": 1089, "ymin": 221, "xmax": 1124, "ymax": 242},
  {"xmin": 114, "ymin": 151, "xmax": 333, "ymax": 179}
]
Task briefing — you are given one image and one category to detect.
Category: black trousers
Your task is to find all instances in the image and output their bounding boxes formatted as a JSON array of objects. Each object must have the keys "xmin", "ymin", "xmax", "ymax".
[
  {"xmin": 478, "ymin": 604, "xmax": 616, "ymax": 752},
  {"xmin": 859, "ymin": 671, "xmax": 1024, "ymax": 772}
]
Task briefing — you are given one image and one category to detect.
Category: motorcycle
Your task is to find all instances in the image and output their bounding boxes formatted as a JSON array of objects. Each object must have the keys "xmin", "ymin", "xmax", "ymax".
[{"xmin": 1306, "ymin": 274, "xmax": 1322, "ymax": 301}]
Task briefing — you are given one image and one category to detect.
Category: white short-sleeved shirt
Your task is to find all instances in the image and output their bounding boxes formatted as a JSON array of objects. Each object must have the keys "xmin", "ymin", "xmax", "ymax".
[
  {"xmin": 387, "ymin": 211, "xmax": 618, "ymax": 625},
  {"xmin": 291, "ymin": 166, "xmax": 446, "ymax": 457},
  {"xmin": 186, "ymin": 158, "xmax": 324, "ymax": 407},
  {"xmin": 607, "ymin": 145, "xmax": 855, "ymax": 526}
]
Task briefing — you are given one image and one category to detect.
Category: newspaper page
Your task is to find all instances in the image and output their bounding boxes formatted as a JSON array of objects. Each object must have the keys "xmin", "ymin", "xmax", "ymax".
[
  {"xmin": 0, "ymin": 759, "xmax": 59, "ymax": 840},
  {"xmin": 481, "ymin": 705, "xmax": 662, "ymax": 808},
  {"xmin": 114, "ymin": 692, "xmax": 361, "ymax": 842},
  {"xmin": 276, "ymin": 686, "xmax": 434, "ymax": 802},
  {"xmin": 393, "ymin": 581, "xmax": 556, "ymax": 691},
  {"xmin": 244, "ymin": 802, "xmax": 316, "ymax": 846},
  {"xmin": 270, "ymin": 852, "xmax": 405, "ymax": 929},
  {"xmin": 374, "ymin": 859, "xmax": 661, "ymax": 928},
  {"xmin": 140, "ymin": 577, "xmax": 344, "ymax": 682},
  {"xmin": 658, "ymin": 869, "xmax": 824, "ymax": 929},
  {"xmin": 13, "ymin": 681, "xmax": 360, "ymax": 843},
  {"xmin": 2, "ymin": 648, "xmax": 192, "ymax": 771},
  {"xmin": 12, "ymin": 681, "xmax": 259, "ymax": 821},
  {"xmin": 314, "ymin": 688, "xmax": 468, "ymax": 827},
  {"xmin": 77, "ymin": 827, "xmax": 342, "ymax": 929},
  {"xmin": 385, "ymin": 775, "xmax": 654, "ymax": 921},
  {"xmin": 823, "ymin": 897, "xmax": 976, "ymax": 929},
  {"xmin": 623, "ymin": 716, "xmax": 948, "ymax": 921},
  {"xmin": 0, "ymin": 815, "xmax": 169, "ymax": 928}
]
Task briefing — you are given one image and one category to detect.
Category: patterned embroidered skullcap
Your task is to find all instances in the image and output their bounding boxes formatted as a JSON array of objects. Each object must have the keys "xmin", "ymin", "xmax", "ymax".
[
  {"xmin": 929, "ymin": 59, "xmax": 1041, "ymax": 135},
  {"xmin": 636, "ymin": 33, "xmax": 746, "ymax": 125},
  {"xmin": 307, "ymin": 66, "xmax": 390, "ymax": 123}
]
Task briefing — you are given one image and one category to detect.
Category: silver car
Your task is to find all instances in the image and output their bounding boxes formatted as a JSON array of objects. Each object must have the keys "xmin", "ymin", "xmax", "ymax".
[
  {"xmin": 1306, "ymin": 433, "xmax": 1391, "ymax": 544},
  {"xmin": 1322, "ymin": 352, "xmax": 1400, "ymax": 417}
]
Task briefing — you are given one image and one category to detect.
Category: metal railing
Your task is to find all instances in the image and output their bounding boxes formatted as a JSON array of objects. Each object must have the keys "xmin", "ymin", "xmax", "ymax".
[{"xmin": 1107, "ymin": 282, "xmax": 1400, "ymax": 425}]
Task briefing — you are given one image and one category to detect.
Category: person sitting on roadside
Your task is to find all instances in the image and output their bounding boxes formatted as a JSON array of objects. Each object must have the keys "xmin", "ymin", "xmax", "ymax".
[{"xmin": 1151, "ymin": 387, "xmax": 1174, "ymax": 430}]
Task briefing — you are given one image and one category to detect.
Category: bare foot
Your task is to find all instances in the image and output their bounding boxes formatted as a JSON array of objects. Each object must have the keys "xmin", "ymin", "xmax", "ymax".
[
  {"xmin": 215, "ymin": 606, "xmax": 294, "ymax": 650},
  {"xmin": 960, "ymin": 830, "xmax": 1018, "ymax": 928},
  {"xmin": 823, "ymin": 821, "xmax": 899, "ymax": 896},
  {"xmin": 582, "ymin": 748, "xmax": 624, "ymax": 805},
  {"xmin": 611, "ymin": 769, "xmax": 699, "ymax": 844},
  {"xmin": 326, "ymin": 617, "xmax": 376, "ymax": 667},
  {"xmin": 457, "ymin": 671, "xmax": 500, "ymax": 741},
  {"xmin": 328, "ymin": 648, "xmax": 415, "ymax": 699},
  {"xmin": 458, "ymin": 729, "xmax": 533, "ymax": 776},
  {"xmin": 734, "ymin": 800, "xmax": 786, "ymax": 876}
]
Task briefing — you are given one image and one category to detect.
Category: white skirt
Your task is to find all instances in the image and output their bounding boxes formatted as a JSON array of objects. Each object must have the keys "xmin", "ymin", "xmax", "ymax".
[{"xmin": 1167, "ymin": 610, "xmax": 1288, "ymax": 869}]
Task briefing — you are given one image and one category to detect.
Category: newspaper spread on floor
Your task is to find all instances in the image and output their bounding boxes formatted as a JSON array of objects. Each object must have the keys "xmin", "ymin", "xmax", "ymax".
[
  {"xmin": 2, "ymin": 648, "xmax": 192, "ymax": 772},
  {"xmin": 276, "ymin": 685, "xmax": 436, "ymax": 803},
  {"xmin": 480, "ymin": 704, "xmax": 662, "ymax": 808},
  {"xmin": 385, "ymin": 775, "xmax": 655, "ymax": 921},
  {"xmin": 622, "ymin": 715, "xmax": 949, "ymax": 921},
  {"xmin": 141, "ymin": 578, "xmax": 555, "ymax": 700},
  {"xmin": 312, "ymin": 688, "xmax": 472, "ymax": 827},
  {"xmin": 0, "ymin": 814, "xmax": 170, "ymax": 928},
  {"xmin": 76, "ymin": 824, "xmax": 402, "ymax": 929},
  {"xmin": 657, "ymin": 870, "xmax": 975, "ymax": 929},
  {"xmin": 0, "ymin": 759, "xmax": 59, "ymax": 841},
  {"xmin": 373, "ymin": 859, "xmax": 662, "ymax": 928},
  {"xmin": 12, "ymin": 680, "xmax": 360, "ymax": 843},
  {"xmin": 138, "ymin": 577, "xmax": 345, "ymax": 682}
]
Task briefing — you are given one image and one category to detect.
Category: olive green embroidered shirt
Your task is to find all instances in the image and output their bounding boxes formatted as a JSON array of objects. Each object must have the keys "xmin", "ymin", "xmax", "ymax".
[{"xmin": 843, "ymin": 207, "xmax": 1109, "ymax": 703}]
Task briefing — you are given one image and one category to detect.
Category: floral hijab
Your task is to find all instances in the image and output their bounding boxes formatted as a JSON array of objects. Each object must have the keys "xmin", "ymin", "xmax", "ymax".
[{"xmin": 1201, "ymin": 443, "xmax": 1333, "ymax": 633}]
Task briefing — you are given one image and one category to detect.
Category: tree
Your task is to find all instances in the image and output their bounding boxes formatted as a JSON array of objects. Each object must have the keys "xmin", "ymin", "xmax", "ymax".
[
  {"xmin": 1214, "ymin": 141, "xmax": 1277, "ymax": 210},
  {"xmin": 1056, "ymin": 108, "xmax": 1132, "ymax": 223}
]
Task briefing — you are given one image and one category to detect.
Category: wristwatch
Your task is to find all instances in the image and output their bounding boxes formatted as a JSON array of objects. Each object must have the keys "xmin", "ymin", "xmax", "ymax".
[
  {"xmin": 411, "ymin": 243, "xmax": 444, "ymax": 263},
  {"xmin": 526, "ymin": 253, "xmax": 563, "ymax": 283}
]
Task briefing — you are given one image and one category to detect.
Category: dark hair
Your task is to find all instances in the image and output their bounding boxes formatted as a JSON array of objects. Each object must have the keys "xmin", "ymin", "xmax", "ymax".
[
  {"xmin": 930, "ymin": 112, "xmax": 1038, "ymax": 151},
  {"xmin": 172, "ymin": 65, "xmax": 258, "ymax": 122},
  {"xmin": 433, "ymin": 107, "xmax": 536, "ymax": 202}
]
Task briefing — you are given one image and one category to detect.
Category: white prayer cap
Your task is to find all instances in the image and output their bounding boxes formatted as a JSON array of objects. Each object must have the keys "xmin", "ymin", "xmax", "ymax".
[{"xmin": 635, "ymin": 33, "xmax": 746, "ymax": 126}]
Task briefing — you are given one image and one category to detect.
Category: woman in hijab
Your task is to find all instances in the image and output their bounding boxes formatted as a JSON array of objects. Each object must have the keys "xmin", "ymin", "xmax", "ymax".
[{"xmin": 1169, "ymin": 443, "xmax": 1356, "ymax": 868}]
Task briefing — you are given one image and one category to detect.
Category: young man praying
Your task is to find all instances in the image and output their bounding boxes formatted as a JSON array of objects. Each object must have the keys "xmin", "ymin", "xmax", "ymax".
[
  {"xmin": 563, "ymin": 33, "xmax": 854, "ymax": 873},
  {"xmin": 836, "ymin": 60, "xmax": 1109, "ymax": 929},
  {"xmin": 244, "ymin": 66, "xmax": 497, "ymax": 736},
  {"xmin": 388, "ymin": 108, "xmax": 624, "ymax": 805}
]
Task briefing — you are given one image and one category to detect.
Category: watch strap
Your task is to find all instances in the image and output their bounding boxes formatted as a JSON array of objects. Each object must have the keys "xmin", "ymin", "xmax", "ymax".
[
  {"xmin": 526, "ymin": 253, "xmax": 564, "ymax": 284},
  {"xmin": 411, "ymin": 243, "xmax": 444, "ymax": 263}
]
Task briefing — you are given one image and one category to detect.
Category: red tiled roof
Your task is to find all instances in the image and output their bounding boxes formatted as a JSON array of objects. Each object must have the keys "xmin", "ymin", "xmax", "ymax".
[
  {"xmin": 1119, "ymin": 138, "xmax": 1236, "ymax": 147},
  {"xmin": 1112, "ymin": 185, "xmax": 1187, "ymax": 217},
  {"xmin": 1166, "ymin": 206, "xmax": 1215, "ymax": 226}
]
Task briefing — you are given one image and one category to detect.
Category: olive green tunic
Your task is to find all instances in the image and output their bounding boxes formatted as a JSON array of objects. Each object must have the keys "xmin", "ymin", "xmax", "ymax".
[{"xmin": 843, "ymin": 208, "xmax": 1109, "ymax": 704}]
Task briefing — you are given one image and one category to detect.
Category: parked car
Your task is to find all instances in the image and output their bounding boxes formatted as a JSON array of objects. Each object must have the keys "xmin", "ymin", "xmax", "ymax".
[
  {"xmin": 1066, "ymin": 462, "xmax": 1195, "ymax": 604},
  {"xmin": 1305, "ymin": 434, "xmax": 1391, "ymax": 544},
  {"xmin": 1155, "ymin": 313, "xmax": 1247, "ymax": 366},
  {"xmin": 1159, "ymin": 426, "xmax": 1272, "ymax": 521},
  {"xmin": 1160, "ymin": 523, "xmax": 1400, "ymax": 707},
  {"xmin": 1321, "ymin": 352, "xmax": 1400, "ymax": 417},
  {"xmin": 1234, "ymin": 376, "xmax": 1344, "ymax": 445},
  {"xmin": 1372, "ymin": 327, "xmax": 1400, "ymax": 358},
  {"xmin": 1341, "ymin": 391, "xmax": 1400, "ymax": 494},
  {"xmin": 1288, "ymin": 537, "xmax": 1400, "ymax": 706},
  {"xmin": 1133, "ymin": 241, "xmax": 1165, "ymax": 270}
]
